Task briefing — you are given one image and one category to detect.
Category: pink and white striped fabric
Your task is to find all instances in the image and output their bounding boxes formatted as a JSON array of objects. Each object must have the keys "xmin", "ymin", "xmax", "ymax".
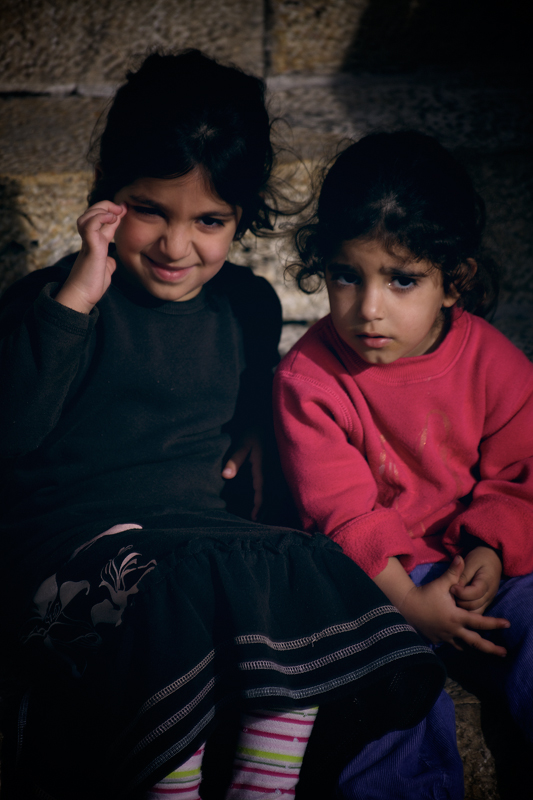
[
  {"xmin": 146, "ymin": 744, "xmax": 205, "ymax": 799},
  {"xmin": 226, "ymin": 707, "xmax": 318, "ymax": 798}
]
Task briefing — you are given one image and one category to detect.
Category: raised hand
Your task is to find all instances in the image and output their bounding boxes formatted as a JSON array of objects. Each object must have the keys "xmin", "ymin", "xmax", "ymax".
[
  {"xmin": 451, "ymin": 546, "xmax": 502, "ymax": 614},
  {"xmin": 56, "ymin": 201, "xmax": 127, "ymax": 314}
]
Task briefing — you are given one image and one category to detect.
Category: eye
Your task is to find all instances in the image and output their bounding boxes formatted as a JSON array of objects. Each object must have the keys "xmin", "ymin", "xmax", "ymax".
[
  {"xmin": 131, "ymin": 205, "xmax": 162, "ymax": 217},
  {"xmin": 390, "ymin": 274, "xmax": 417, "ymax": 290},
  {"xmin": 199, "ymin": 216, "xmax": 224, "ymax": 228},
  {"xmin": 331, "ymin": 271, "xmax": 360, "ymax": 286}
]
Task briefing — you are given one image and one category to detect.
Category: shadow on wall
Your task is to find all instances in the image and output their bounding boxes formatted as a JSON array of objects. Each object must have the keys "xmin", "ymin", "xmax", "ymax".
[
  {"xmin": 0, "ymin": 179, "xmax": 33, "ymax": 295},
  {"xmin": 341, "ymin": 0, "xmax": 533, "ymax": 77}
]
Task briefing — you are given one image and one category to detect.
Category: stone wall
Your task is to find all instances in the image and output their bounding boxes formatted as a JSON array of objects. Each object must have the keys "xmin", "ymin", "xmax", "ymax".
[
  {"xmin": 2, "ymin": 0, "xmax": 530, "ymax": 90},
  {"xmin": 0, "ymin": 0, "xmax": 264, "ymax": 91},
  {"xmin": 1, "ymin": 2, "xmax": 532, "ymax": 330}
]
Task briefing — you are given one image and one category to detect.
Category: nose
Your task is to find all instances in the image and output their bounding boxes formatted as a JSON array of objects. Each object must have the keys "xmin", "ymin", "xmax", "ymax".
[
  {"xmin": 159, "ymin": 224, "xmax": 193, "ymax": 262},
  {"xmin": 357, "ymin": 283, "xmax": 384, "ymax": 322}
]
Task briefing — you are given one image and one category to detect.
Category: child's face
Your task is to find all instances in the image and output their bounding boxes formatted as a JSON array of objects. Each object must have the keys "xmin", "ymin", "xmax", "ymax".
[
  {"xmin": 113, "ymin": 169, "xmax": 241, "ymax": 302},
  {"xmin": 325, "ymin": 238, "xmax": 458, "ymax": 365}
]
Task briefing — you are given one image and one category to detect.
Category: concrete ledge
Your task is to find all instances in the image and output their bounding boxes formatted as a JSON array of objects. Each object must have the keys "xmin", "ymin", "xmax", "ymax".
[{"xmin": 447, "ymin": 679, "xmax": 500, "ymax": 799}]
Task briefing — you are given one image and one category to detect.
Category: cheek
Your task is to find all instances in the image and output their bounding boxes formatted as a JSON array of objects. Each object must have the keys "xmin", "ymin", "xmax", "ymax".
[
  {"xmin": 115, "ymin": 219, "xmax": 151, "ymax": 251},
  {"xmin": 404, "ymin": 305, "xmax": 443, "ymax": 339},
  {"xmin": 203, "ymin": 234, "xmax": 234, "ymax": 265},
  {"xmin": 328, "ymin": 292, "xmax": 352, "ymax": 324},
  {"xmin": 401, "ymin": 310, "xmax": 429, "ymax": 334}
]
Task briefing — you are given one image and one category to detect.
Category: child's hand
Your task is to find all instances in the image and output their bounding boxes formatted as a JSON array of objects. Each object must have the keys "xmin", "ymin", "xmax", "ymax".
[
  {"xmin": 450, "ymin": 546, "xmax": 502, "ymax": 614},
  {"xmin": 56, "ymin": 201, "xmax": 127, "ymax": 314},
  {"xmin": 222, "ymin": 429, "xmax": 263, "ymax": 521},
  {"xmin": 398, "ymin": 556, "xmax": 509, "ymax": 657}
]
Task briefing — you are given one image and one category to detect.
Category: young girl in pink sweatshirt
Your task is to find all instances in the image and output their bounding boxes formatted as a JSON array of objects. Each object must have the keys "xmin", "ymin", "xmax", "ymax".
[{"xmin": 274, "ymin": 131, "xmax": 533, "ymax": 799}]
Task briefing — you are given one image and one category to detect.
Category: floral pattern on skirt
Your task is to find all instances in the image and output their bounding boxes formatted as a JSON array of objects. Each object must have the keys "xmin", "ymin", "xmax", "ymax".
[{"xmin": 20, "ymin": 524, "xmax": 156, "ymax": 677}]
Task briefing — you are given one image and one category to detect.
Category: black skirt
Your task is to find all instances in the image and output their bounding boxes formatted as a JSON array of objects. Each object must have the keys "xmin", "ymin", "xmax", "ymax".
[{"xmin": 4, "ymin": 511, "xmax": 444, "ymax": 799}]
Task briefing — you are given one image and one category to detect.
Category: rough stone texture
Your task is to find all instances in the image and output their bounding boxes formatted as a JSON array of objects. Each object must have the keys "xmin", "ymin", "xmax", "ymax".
[
  {"xmin": 447, "ymin": 679, "xmax": 500, "ymax": 800},
  {"xmin": 1, "ymin": 0, "xmax": 530, "ymax": 90},
  {"xmin": 0, "ymin": 172, "xmax": 90, "ymax": 295},
  {"xmin": 447, "ymin": 676, "xmax": 533, "ymax": 800},
  {"xmin": 0, "ymin": 95, "xmax": 107, "ymax": 175},
  {"xmin": 0, "ymin": 0, "xmax": 264, "ymax": 92},
  {"xmin": 267, "ymin": 72, "xmax": 533, "ymax": 155},
  {"xmin": 267, "ymin": 0, "xmax": 367, "ymax": 75},
  {"xmin": 230, "ymin": 229, "xmax": 331, "ymax": 325},
  {"xmin": 266, "ymin": 0, "xmax": 531, "ymax": 77}
]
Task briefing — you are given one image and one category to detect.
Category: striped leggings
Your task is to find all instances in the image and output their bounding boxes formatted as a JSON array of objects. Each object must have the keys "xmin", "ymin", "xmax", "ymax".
[{"xmin": 147, "ymin": 706, "xmax": 318, "ymax": 799}]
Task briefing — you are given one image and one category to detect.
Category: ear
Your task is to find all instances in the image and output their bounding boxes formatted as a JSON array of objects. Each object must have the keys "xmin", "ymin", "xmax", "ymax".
[
  {"xmin": 442, "ymin": 258, "xmax": 477, "ymax": 308},
  {"xmin": 465, "ymin": 257, "xmax": 478, "ymax": 276},
  {"xmin": 442, "ymin": 284, "xmax": 459, "ymax": 308}
]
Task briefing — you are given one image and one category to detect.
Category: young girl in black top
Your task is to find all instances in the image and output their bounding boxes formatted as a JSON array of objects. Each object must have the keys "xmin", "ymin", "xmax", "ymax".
[{"xmin": 0, "ymin": 52, "xmax": 443, "ymax": 799}]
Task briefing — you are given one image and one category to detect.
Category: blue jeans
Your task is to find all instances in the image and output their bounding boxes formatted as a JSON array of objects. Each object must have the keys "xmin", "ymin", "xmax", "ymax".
[{"xmin": 339, "ymin": 564, "xmax": 533, "ymax": 799}]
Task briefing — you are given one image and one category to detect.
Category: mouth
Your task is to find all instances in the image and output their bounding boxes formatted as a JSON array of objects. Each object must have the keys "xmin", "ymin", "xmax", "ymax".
[
  {"xmin": 356, "ymin": 333, "xmax": 393, "ymax": 349},
  {"xmin": 143, "ymin": 254, "xmax": 195, "ymax": 283}
]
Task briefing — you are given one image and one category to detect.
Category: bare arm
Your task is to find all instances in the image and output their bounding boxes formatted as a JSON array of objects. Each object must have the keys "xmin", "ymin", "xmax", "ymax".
[{"xmin": 374, "ymin": 556, "xmax": 510, "ymax": 657}]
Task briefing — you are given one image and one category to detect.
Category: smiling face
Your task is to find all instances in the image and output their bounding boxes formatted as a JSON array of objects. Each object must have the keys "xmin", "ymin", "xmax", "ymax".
[
  {"xmin": 325, "ymin": 238, "xmax": 458, "ymax": 365},
  {"xmin": 113, "ymin": 169, "xmax": 241, "ymax": 302}
]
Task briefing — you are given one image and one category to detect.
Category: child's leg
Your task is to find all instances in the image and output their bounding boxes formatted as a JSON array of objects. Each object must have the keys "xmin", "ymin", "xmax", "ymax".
[
  {"xmin": 338, "ymin": 689, "xmax": 463, "ymax": 800},
  {"xmin": 146, "ymin": 744, "xmax": 205, "ymax": 799},
  {"xmin": 339, "ymin": 563, "xmax": 464, "ymax": 800},
  {"xmin": 225, "ymin": 706, "xmax": 318, "ymax": 799}
]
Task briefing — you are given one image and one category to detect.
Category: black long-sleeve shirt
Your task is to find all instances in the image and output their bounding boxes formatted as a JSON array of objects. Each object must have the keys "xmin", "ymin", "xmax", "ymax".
[{"xmin": 0, "ymin": 255, "xmax": 282, "ymax": 602}]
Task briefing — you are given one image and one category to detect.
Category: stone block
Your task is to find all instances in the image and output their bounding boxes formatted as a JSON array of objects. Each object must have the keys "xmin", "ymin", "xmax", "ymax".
[
  {"xmin": 267, "ymin": 72, "xmax": 533, "ymax": 155},
  {"xmin": 0, "ymin": 95, "xmax": 107, "ymax": 176},
  {"xmin": 0, "ymin": 172, "xmax": 90, "ymax": 295},
  {"xmin": 0, "ymin": 0, "xmax": 264, "ymax": 93},
  {"xmin": 266, "ymin": 0, "xmax": 532, "ymax": 77},
  {"xmin": 267, "ymin": 0, "xmax": 367, "ymax": 75}
]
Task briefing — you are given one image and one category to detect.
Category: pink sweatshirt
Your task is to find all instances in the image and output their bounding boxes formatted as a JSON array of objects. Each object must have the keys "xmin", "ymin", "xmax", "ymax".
[{"xmin": 274, "ymin": 308, "xmax": 533, "ymax": 579}]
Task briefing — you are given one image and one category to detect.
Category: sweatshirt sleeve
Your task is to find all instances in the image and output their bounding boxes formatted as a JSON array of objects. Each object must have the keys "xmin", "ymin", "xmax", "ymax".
[
  {"xmin": 441, "ymin": 358, "xmax": 533, "ymax": 576},
  {"xmin": 225, "ymin": 265, "xmax": 282, "ymax": 431},
  {"xmin": 273, "ymin": 367, "xmax": 415, "ymax": 578},
  {"xmin": 0, "ymin": 271, "xmax": 98, "ymax": 458}
]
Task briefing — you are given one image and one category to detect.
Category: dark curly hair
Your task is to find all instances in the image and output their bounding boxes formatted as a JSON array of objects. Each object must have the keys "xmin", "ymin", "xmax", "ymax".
[
  {"xmin": 291, "ymin": 131, "xmax": 500, "ymax": 315},
  {"xmin": 89, "ymin": 49, "xmax": 278, "ymax": 238}
]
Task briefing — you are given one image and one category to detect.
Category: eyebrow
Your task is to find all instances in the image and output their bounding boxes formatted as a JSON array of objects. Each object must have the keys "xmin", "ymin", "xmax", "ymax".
[
  {"xmin": 328, "ymin": 261, "xmax": 430, "ymax": 277},
  {"xmin": 128, "ymin": 194, "xmax": 237, "ymax": 217}
]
